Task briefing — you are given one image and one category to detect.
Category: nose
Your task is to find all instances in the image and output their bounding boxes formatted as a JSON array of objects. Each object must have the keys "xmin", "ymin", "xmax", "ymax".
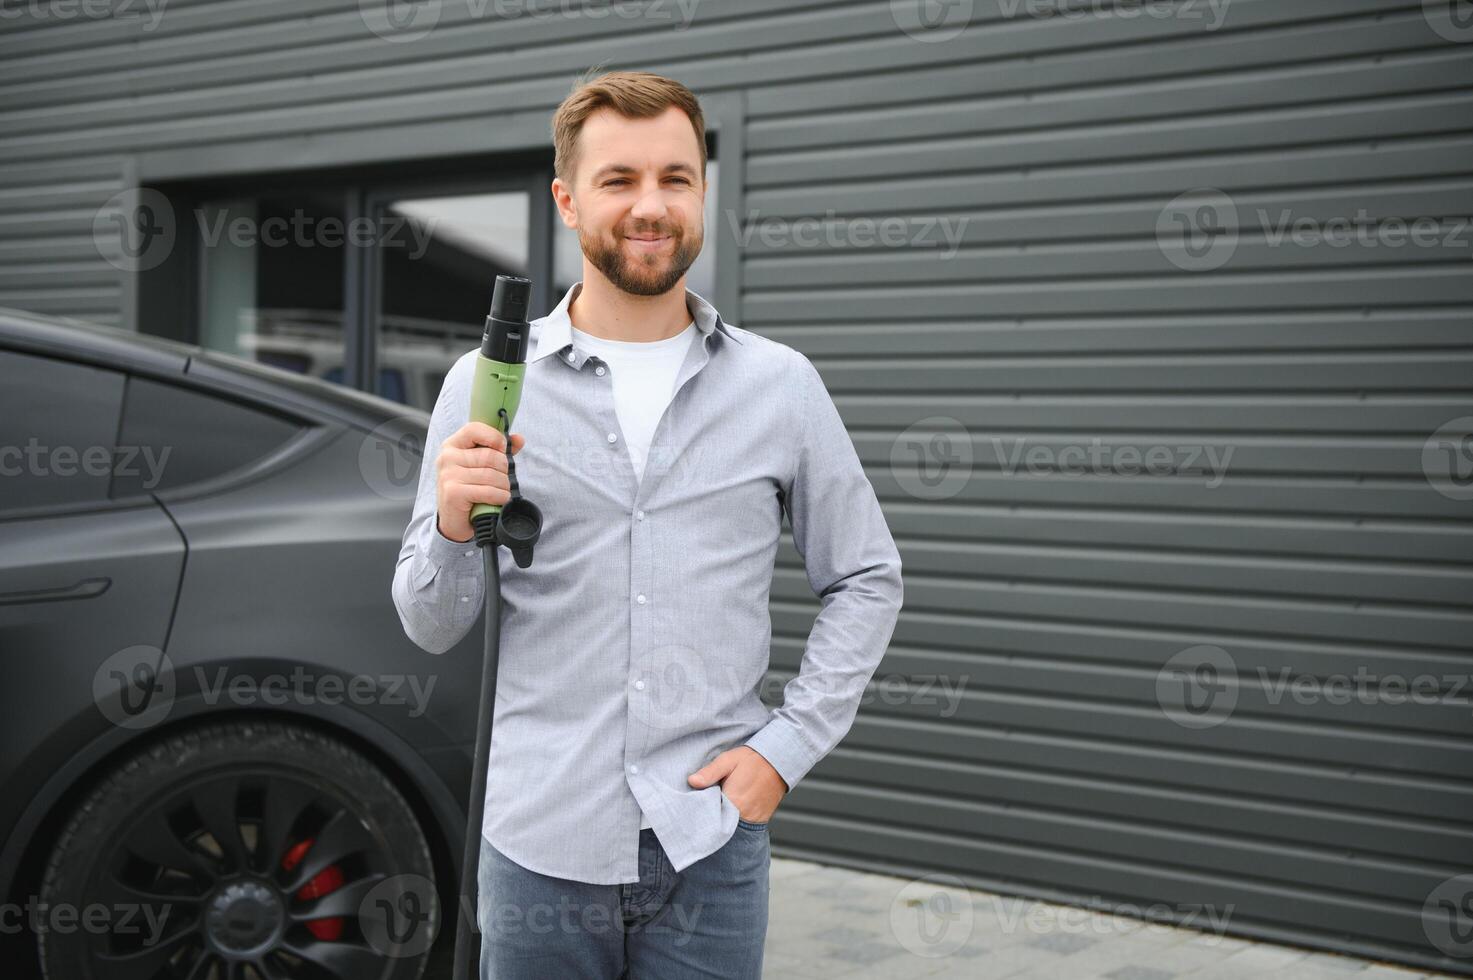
[{"xmin": 629, "ymin": 181, "xmax": 671, "ymax": 223}]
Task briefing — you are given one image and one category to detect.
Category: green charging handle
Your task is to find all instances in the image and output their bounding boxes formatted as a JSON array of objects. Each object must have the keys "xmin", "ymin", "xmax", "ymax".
[{"xmin": 468, "ymin": 357, "xmax": 525, "ymax": 521}]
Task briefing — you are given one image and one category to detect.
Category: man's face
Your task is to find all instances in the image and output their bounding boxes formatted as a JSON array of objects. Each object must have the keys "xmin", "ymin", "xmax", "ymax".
[{"xmin": 558, "ymin": 105, "xmax": 706, "ymax": 297}]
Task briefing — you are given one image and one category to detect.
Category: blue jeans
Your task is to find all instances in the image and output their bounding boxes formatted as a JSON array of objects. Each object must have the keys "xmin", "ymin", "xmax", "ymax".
[{"xmin": 477, "ymin": 820, "xmax": 770, "ymax": 979}]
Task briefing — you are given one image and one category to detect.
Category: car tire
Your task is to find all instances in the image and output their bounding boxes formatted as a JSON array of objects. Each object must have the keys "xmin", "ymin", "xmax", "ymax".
[{"xmin": 37, "ymin": 718, "xmax": 441, "ymax": 980}]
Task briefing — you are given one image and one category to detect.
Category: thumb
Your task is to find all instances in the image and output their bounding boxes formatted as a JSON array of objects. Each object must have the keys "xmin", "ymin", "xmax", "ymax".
[{"xmin": 688, "ymin": 750, "xmax": 739, "ymax": 788}]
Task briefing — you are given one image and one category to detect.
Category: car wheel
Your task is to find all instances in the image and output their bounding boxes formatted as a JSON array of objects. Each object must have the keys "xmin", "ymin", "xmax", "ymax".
[{"xmin": 37, "ymin": 719, "xmax": 441, "ymax": 980}]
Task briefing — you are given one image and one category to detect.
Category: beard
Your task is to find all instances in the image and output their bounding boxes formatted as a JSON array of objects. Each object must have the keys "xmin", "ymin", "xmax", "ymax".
[{"xmin": 580, "ymin": 219, "xmax": 703, "ymax": 297}]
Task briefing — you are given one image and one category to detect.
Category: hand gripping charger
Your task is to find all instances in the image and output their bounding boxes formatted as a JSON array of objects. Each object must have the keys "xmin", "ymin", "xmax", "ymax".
[{"xmin": 451, "ymin": 274, "xmax": 543, "ymax": 980}]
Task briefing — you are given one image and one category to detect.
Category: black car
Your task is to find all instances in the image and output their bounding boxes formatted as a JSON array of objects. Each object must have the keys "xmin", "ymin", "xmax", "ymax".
[{"xmin": 0, "ymin": 309, "xmax": 483, "ymax": 980}]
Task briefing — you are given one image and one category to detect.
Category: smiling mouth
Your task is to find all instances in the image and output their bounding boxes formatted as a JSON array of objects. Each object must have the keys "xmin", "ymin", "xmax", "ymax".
[{"xmin": 626, "ymin": 235, "xmax": 672, "ymax": 249}]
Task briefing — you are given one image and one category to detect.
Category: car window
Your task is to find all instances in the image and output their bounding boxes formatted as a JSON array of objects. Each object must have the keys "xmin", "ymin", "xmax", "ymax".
[
  {"xmin": 110, "ymin": 377, "xmax": 305, "ymax": 498},
  {"xmin": 0, "ymin": 350, "xmax": 124, "ymax": 513}
]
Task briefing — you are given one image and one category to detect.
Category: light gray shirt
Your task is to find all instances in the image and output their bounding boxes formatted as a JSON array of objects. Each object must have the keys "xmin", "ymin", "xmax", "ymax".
[{"xmin": 391, "ymin": 280, "xmax": 904, "ymax": 884}]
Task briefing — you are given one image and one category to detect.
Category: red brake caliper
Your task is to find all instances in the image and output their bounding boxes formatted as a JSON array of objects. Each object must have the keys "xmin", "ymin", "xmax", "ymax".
[{"xmin": 280, "ymin": 838, "xmax": 346, "ymax": 940}]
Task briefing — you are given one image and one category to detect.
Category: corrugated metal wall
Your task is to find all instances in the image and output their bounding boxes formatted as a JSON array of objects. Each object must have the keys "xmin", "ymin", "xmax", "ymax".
[{"xmin": 2, "ymin": 0, "xmax": 1470, "ymax": 973}]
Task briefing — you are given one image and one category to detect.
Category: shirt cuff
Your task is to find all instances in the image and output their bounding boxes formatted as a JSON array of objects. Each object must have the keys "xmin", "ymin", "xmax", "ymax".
[
  {"xmin": 743, "ymin": 716, "xmax": 819, "ymax": 793},
  {"xmin": 426, "ymin": 512, "xmax": 481, "ymax": 566}
]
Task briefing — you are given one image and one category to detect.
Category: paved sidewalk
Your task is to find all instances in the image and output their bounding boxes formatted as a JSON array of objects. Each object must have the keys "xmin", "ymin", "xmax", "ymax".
[{"xmin": 763, "ymin": 857, "xmax": 1457, "ymax": 980}]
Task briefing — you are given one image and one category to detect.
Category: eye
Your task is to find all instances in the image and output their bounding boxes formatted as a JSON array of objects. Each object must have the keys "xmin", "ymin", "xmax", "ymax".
[{"xmin": 605, "ymin": 179, "xmax": 629, "ymax": 187}]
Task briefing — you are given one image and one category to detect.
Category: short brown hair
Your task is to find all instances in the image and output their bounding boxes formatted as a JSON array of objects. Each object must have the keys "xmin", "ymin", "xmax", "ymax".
[{"xmin": 552, "ymin": 68, "xmax": 707, "ymax": 187}]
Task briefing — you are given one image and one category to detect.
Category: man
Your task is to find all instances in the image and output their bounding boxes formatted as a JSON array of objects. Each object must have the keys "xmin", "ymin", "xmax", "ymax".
[{"xmin": 391, "ymin": 69, "xmax": 903, "ymax": 979}]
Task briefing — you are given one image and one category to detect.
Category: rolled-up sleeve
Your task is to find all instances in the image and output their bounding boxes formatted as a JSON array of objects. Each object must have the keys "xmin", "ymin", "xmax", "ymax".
[
  {"xmin": 743, "ymin": 351, "xmax": 904, "ymax": 791},
  {"xmin": 391, "ymin": 349, "xmax": 485, "ymax": 655}
]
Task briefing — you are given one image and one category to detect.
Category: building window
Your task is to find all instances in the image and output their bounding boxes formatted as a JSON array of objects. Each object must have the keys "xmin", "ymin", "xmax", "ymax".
[{"xmin": 171, "ymin": 142, "xmax": 718, "ymax": 412}]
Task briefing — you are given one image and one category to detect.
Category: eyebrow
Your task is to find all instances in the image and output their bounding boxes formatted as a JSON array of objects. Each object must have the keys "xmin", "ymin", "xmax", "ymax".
[{"xmin": 590, "ymin": 162, "xmax": 700, "ymax": 183}]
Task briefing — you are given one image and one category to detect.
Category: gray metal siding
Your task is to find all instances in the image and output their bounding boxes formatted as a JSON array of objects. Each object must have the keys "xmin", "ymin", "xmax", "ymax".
[{"xmin": 1, "ymin": 0, "xmax": 1470, "ymax": 973}]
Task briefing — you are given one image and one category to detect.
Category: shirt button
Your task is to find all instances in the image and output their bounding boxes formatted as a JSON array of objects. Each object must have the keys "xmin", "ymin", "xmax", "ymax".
[
  {"xmin": 459, "ymin": 596, "xmax": 469, "ymax": 603},
  {"xmin": 636, "ymin": 510, "xmax": 645, "ymax": 521},
  {"xmin": 595, "ymin": 366, "xmax": 606, "ymax": 376},
  {"xmin": 636, "ymin": 594, "xmax": 646, "ymax": 604},
  {"xmin": 464, "ymin": 550, "xmax": 475, "ymax": 557},
  {"xmin": 629, "ymin": 764, "xmax": 639, "ymax": 774},
  {"xmin": 607, "ymin": 432, "xmax": 618, "ymax": 443},
  {"xmin": 567, "ymin": 352, "xmax": 575, "ymax": 363},
  {"xmin": 634, "ymin": 680, "xmax": 646, "ymax": 691}
]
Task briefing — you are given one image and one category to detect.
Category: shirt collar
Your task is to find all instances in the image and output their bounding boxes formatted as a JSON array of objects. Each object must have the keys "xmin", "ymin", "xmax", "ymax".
[{"xmin": 530, "ymin": 280, "xmax": 741, "ymax": 364}]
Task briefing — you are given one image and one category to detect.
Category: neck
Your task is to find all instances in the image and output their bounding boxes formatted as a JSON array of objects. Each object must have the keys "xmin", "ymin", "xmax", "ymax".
[{"xmin": 569, "ymin": 274, "xmax": 692, "ymax": 342}]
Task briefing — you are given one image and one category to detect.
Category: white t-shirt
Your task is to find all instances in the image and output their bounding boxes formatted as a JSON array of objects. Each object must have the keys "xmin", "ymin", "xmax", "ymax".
[
  {"xmin": 570, "ymin": 320, "xmax": 697, "ymax": 485},
  {"xmin": 570, "ymin": 319, "xmax": 696, "ymax": 831}
]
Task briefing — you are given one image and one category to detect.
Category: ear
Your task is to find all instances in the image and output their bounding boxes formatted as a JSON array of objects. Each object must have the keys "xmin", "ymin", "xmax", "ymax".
[{"xmin": 550, "ymin": 177, "xmax": 578, "ymax": 229}]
